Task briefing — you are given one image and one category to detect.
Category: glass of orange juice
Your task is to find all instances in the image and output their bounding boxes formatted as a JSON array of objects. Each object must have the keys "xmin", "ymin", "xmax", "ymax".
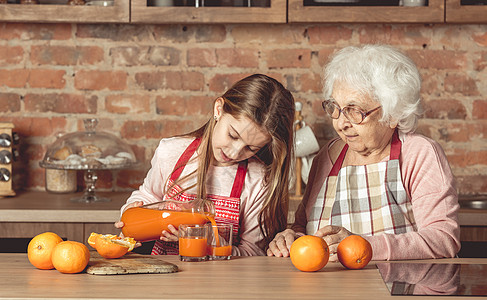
[
  {"xmin": 207, "ymin": 224, "xmax": 232, "ymax": 260},
  {"xmin": 178, "ymin": 224, "xmax": 209, "ymax": 262}
]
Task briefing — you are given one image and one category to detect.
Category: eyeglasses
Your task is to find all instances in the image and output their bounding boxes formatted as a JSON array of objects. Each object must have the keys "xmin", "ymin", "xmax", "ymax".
[{"xmin": 321, "ymin": 99, "xmax": 382, "ymax": 125}]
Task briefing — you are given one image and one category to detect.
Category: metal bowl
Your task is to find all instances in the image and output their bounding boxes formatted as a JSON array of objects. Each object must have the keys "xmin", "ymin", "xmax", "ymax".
[{"xmin": 459, "ymin": 195, "xmax": 487, "ymax": 210}]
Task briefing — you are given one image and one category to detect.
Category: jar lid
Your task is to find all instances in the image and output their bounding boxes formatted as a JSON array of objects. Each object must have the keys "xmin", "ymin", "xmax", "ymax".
[{"xmin": 40, "ymin": 119, "xmax": 138, "ymax": 170}]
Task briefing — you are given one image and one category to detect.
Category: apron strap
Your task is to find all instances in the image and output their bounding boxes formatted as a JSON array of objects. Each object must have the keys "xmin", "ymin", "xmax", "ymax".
[
  {"xmin": 329, "ymin": 144, "xmax": 348, "ymax": 177},
  {"xmin": 230, "ymin": 160, "xmax": 248, "ymax": 198},
  {"xmin": 389, "ymin": 129, "xmax": 401, "ymax": 160},
  {"xmin": 329, "ymin": 129, "xmax": 401, "ymax": 176},
  {"xmin": 169, "ymin": 138, "xmax": 201, "ymax": 181}
]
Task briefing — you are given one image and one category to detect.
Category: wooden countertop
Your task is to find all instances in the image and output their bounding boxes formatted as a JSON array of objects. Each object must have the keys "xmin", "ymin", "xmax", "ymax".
[
  {"xmin": 0, "ymin": 254, "xmax": 485, "ymax": 300},
  {"xmin": 1, "ymin": 191, "xmax": 487, "ymax": 226},
  {"xmin": 0, "ymin": 190, "xmax": 131, "ymax": 223}
]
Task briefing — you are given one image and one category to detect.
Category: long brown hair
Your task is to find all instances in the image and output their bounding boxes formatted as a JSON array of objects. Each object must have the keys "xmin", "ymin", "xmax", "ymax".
[{"xmin": 167, "ymin": 74, "xmax": 295, "ymax": 248}]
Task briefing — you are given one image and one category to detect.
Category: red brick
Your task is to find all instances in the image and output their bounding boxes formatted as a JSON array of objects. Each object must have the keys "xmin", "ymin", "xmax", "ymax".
[
  {"xmin": 231, "ymin": 25, "xmax": 305, "ymax": 44},
  {"xmin": 0, "ymin": 94, "xmax": 21, "ymax": 113},
  {"xmin": 266, "ymin": 49, "xmax": 311, "ymax": 68},
  {"xmin": 26, "ymin": 168, "xmax": 45, "ymax": 190},
  {"xmin": 31, "ymin": 45, "xmax": 104, "ymax": 66},
  {"xmin": 473, "ymin": 100, "xmax": 487, "ymax": 120},
  {"xmin": 0, "ymin": 23, "xmax": 71, "ymax": 40},
  {"xmin": 106, "ymin": 95, "xmax": 151, "ymax": 114},
  {"xmin": 474, "ymin": 52, "xmax": 487, "ymax": 71},
  {"xmin": 76, "ymin": 24, "xmax": 153, "ymax": 42},
  {"xmin": 407, "ymin": 49, "xmax": 467, "ymax": 70},
  {"xmin": 0, "ymin": 46, "xmax": 24, "ymax": 66},
  {"xmin": 423, "ymin": 99, "xmax": 467, "ymax": 119},
  {"xmin": 75, "ymin": 70, "xmax": 127, "ymax": 91},
  {"xmin": 24, "ymin": 94, "xmax": 97, "ymax": 114},
  {"xmin": 216, "ymin": 48, "xmax": 259, "ymax": 68},
  {"xmin": 25, "ymin": 144, "xmax": 46, "ymax": 161},
  {"xmin": 153, "ymin": 25, "xmax": 226, "ymax": 43},
  {"xmin": 121, "ymin": 120, "xmax": 197, "ymax": 139},
  {"xmin": 444, "ymin": 73, "xmax": 479, "ymax": 96},
  {"xmin": 308, "ymin": 25, "xmax": 353, "ymax": 45},
  {"xmin": 187, "ymin": 48, "xmax": 217, "ymax": 67},
  {"xmin": 110, "ymin": 46, "xmax": 180, "ymax": 67},
  {"xmin": 456, "ymin": 175, "xmax": 487, "ymax": 195},
  {"xmin": 473, "ymin": 31, "xmax": 487, "ymax": 47},
  {"xmin": 156, "ymin": 95, "xmax": 213, "ymax": 116},
  {"xmin": 0, "ymin": 69, "xmax": 29, "ymax": 88},
  {"xmin": 134, "ymin": 71, "xmax": 204, "ymax": 91},
  {"xmin": 29, "ymin": 69, "xmax": 66, "ymax": 89},
  {"xmin": 298, "ymin": 73, "xmax": 322, "ymax": 93},
  {"xmin": 208, "ymin": 73, "xmax": 252, "ymax": 94},
  {"xmin": 358, "ymin": 24, "xmax": 431, "ymax": 46},
  {"xmin": 10, "ymin": 117, "xmax": 68, "ymax": 137},
  {"xmin": 448, "ymin": 149, "xmax": 487, "ymax": 168},
  {"xmin": 116, "ymin": 169, "xmax": 147, "ymax": 189},
  {"xmin": 317, "ymin": 47, "xmax": 336, "ymax": 67},
  {"xmin": 419, "ymin": 72, "xmax": 441, "ymax": 97}
]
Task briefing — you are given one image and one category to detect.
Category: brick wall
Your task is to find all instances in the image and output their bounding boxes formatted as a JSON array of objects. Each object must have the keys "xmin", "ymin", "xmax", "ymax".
[{"xmin": 0, "ymin": 22, "xmax": 486, "ymax": 195}]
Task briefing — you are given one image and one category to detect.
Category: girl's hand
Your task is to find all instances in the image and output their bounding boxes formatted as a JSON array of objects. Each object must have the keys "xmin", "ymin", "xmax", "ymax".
[
  {"xmin": 114, "ymin": 201, "xmax": 144, "ymax": 229},
  {"xmin": 160, "ymin": 224, "xmax": 179, "ymax": 242},
  {"xmin": 266, "ymin": 229, "xmax": 300, "ymax": 257},
  {"xmin": 313, "ymin": 225, "xmax": 352, "ymax": 262}
]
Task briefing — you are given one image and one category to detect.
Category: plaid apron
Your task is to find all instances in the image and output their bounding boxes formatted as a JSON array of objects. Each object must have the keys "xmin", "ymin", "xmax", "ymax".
[
  {"xmin": 306, "ymin": 130, "xmax": 416, "ymax": 236},
  {"xmin": 151, "ymin": 138, "xmax": 247, "ymax": 255}
]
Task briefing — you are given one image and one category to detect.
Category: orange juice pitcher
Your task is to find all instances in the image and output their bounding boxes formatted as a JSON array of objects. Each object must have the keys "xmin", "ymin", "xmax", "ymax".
[{"xmin": 120, "ymin": 198, "xmax": 215, "ymax": 242}]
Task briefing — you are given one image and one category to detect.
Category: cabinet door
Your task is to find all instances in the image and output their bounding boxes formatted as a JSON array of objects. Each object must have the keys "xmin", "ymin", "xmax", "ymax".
[
  {"xmin": 446, "ymin": 0, "xmax": 487, "ymax": 23},
  {"xmin": 131, "ymin": 0, "xmax": 286, "ymax": 23},
  {"xmin": 288, "ymin": 0, "xmax": 444, "ymax": 23},
  {"xmin": 0, "ymin": 222, "xmax": 84, "ymax": 242},
  {"xmin": 0, "ymin": 0, "xmax": 129, "ymax": 23}
]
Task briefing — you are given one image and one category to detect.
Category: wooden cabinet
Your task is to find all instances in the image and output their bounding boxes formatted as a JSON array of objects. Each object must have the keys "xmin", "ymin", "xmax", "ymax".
[
  {"xmin": 288, "ymin": 0, "xmax": 444, "ymax": 23},
  {"xmin": 131, "ymin": 0, "xmax": 286, "ymax": 24},
  {"xmin": 446, "ymin": 0, "xmax": 487, "ymax": 23},
  {"xmin": 0, "ymin": 0, "xmax": 129, "ymax": 23},
  {"xmin": 0, "ymin": 0, "xmax": 486, "ymax": 24}
]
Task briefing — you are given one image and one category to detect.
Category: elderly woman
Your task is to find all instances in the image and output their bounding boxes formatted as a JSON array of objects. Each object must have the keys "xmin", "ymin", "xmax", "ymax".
[{"xmin": 267, "ymin": 44, "xmax": 460, "ymax": 261}]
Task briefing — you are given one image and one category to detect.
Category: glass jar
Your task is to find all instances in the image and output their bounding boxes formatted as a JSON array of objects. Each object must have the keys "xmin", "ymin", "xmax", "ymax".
[
  {"xmin": 45, "ymin": 169, "xmax": 77, "ymax": 194},
  {"xmin": 120, "ymin": 199, "xmax": 215, "ymax": 242}
]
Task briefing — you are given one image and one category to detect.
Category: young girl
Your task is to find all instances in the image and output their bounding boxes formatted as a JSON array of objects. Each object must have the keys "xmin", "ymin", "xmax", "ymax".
[{"xmin": 116, "ymin": 74, "xmax": 295, "ymax": 256}]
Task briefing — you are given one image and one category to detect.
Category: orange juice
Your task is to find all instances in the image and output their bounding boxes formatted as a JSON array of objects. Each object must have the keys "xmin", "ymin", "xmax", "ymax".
[
  {"xmin": 208, "ymin": 245, "xmax": 232, "ymax": 257},
  {"xmin": 121, "ymin": 207, "xmax": 209, "ymax": 242},
  {"xmin": 207, "ymin": 215, "xmax": 220, "ymax": 247},
  {"xmin": 179, "ymin": 237, "xmax": 208, "ymax": 257}
]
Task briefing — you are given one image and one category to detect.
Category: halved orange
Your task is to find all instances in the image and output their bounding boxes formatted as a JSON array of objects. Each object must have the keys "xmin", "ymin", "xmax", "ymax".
[
  {"xmin": 87, "ymin": 232, "xmax": 118, "ymax": 248},
  {"xmin": 88, "ymin": 232, "xmax": 136, "ymax": 259}
]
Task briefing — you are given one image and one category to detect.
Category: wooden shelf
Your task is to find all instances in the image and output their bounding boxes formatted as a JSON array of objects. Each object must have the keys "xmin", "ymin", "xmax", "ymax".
[
  {"xmin": 288, "ymin": 0, "xmax": 444, "ymax": 23},
  {"xmin": 0, "ymin": 0, "xmax": 129, "ymax": 23},
  {"xmin": 130, "ymin": 0, "xmax": 286, "ymax": 24},
  {"xmin": 446, "ymin": 0, "xmax": 487, "ymax": 23}
]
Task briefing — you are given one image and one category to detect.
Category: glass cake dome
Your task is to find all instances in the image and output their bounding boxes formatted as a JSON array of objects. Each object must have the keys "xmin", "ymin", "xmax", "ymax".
[{"xmin": 40, "ymin": 119, "xmax": 138, "ymax": 203}]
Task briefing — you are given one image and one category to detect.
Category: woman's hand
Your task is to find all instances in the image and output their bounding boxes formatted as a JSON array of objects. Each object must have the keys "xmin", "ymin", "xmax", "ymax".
[
  {"xmin": 314, "ymin": 225, "xmax": 352, "ymax": 262},
  {"xmin": 160, "ymin": 224, "xmax": 179, "ymax": 242},
  {"xmin": 266, "ymin": 229, "xmax": 301, "ymax": 257},
  {"xmin": 114, "ymin": 201, "xmax": 144, "ymax": 229}
]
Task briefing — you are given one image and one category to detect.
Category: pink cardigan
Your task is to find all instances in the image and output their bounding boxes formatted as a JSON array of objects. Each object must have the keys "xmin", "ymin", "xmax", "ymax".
[{"xmin": 292, "ymin": 132, "xmax": 461, "ymax": 260}]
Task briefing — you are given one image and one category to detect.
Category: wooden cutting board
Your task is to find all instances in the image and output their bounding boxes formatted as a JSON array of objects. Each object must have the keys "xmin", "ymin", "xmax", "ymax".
[{"xmin": 87, "ymin": 252, "xmax": 179, "ymax": 275}]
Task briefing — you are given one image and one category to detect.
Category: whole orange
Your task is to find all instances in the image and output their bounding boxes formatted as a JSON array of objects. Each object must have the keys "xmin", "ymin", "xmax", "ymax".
[
  {"xmin": 290, "ymin": 235, "xmax": 329, "ymax": 272},
  {"xmin": 27, "ymin": 232, "xmax": 63, "ymax": 270},
  {"xmin": 51, "ymin": 241, "xmax": 90, "ymax": 274},
  {"xmin": 337, "ymin": 235, "xmax": 373, "ymax": 269}
]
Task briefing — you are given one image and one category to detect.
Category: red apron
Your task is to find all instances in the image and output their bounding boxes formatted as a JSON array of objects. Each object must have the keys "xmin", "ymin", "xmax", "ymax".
[{"xmin": 151, "ymin": 138, "xmax": 247, "ymax": 255}]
